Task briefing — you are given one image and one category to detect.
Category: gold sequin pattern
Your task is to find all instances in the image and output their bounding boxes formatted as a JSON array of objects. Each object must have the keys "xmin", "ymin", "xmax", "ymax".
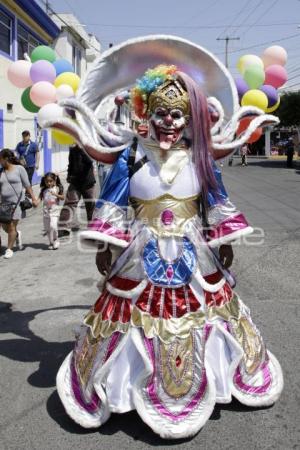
[
  {"xmin": 159, "ymin": 334, "xmax": 194, "ymax": 398},
  {"xmin": 207, "ymin": 295, "xmax": 265, "ymax": 374},
  {"xmin": 131, "ymin": 306, "xmax": 205, "ymax": 343},
  {"xmin": 148, "ymin": 79, "xmax": 190, "ymax": 116},
  {"xmin": 130, "ymin": 193, "xmax": 199, "ymax": 237},
  {"xmin": 84, "ymin": 310, "xmax": 130, "ymax": 339},
  {"xmin": 75, "ymin": 329, "xmax": 102, "ymax": 387}
]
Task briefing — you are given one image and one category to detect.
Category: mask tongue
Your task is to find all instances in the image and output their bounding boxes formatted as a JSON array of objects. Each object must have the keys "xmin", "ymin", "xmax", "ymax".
[{"xmin": 159, "ymin": 132, "xmax": 174, "ymax": 150}]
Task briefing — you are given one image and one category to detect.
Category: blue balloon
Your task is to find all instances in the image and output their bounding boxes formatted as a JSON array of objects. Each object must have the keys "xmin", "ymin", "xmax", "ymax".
[{"xmin": 53, "ymin": 59, "xmax": 74, "ymax": 76}]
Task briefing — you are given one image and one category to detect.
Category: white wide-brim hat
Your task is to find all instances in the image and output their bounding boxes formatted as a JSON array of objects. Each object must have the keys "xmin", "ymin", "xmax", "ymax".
[{"xmin": 77, "ymin": 34, "xmax": 239, "ymax": 123}]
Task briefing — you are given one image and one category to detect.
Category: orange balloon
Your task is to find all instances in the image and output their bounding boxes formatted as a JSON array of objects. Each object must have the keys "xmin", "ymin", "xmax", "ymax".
[{"xmin": 237, "ymin": 117, "xmax": 263, "ymax": 143}]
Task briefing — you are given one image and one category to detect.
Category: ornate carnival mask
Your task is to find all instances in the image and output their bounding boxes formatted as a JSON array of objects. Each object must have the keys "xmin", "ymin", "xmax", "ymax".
[
  {"xmin": 147, "ymin": 79, "xmax": 190, "ymax": 150},
  {"xmin": 131, "ymin": 65, "xmax": 190, "ymax": 150}
]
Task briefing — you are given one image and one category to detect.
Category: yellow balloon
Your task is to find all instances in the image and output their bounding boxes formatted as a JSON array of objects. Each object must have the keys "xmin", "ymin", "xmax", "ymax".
[
  {"xmin": 241, "ymin": 89, "xmax": 268, "ymax": 111},
  {"xmin": 265, "ymin": 98, "xmax": 280, "ymax": 113},
  {"xmin": 54, "ymin": 72, "xmax": 80, "ymax": 92},
  {"xmin": 237, "ymin": 54, "xmax": 264, "ymax": 75},
  {"xmin": 52, "ymin": 129, "xmax": 75, "ymax": 145}
]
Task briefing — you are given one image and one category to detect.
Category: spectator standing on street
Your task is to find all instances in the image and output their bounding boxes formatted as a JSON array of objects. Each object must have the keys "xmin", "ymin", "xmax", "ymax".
[
  {"xmin": 286, "ymin": 137, "xmax": 294, "ymax": 168},
  {"xmin": 240, "ymin": 143, "xmax": 249, "ymax": 166},
  {"xmin": 15, "ymin": 130, "xmax": 40, "ymax": 186},
  {"xmin": 58, "ymin": 144, "xmax": 96, "ymax": 236},
  {"xmin": 0, "ymin": 149, "xmax": 38, "ymax": 259},
  {"xmin": 37, "ymin": 172, "xmax": 64, "ymax": 250}
]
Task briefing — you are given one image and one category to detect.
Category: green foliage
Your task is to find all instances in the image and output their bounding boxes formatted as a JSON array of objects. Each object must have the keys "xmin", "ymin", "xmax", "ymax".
[{"xmin": 276, "ymin": 91, "xmax": 300, "ymax": 126}]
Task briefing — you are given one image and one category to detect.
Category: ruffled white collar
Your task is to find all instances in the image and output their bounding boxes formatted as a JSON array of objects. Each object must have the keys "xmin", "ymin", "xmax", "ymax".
[{"xmin": 140, "ymin": 140, "xmax": 190, "ymax": 185}]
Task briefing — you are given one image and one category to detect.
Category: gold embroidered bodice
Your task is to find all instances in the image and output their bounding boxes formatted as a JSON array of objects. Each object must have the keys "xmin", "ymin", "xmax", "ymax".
[{"xmin": 129, "ymin": 193, "xmax": 200, "ymax": 237}]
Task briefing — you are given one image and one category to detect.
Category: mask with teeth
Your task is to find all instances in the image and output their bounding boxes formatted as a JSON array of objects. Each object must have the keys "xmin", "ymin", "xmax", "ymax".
[{"xmin": 147, "ymin": 79, "xmax": 190, "ymax": 150}]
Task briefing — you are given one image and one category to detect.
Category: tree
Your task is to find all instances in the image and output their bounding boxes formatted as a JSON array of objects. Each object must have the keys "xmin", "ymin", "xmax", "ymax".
[{"xmin": 276, "ymin": 91, "xmax": 300, "ymax": 127}]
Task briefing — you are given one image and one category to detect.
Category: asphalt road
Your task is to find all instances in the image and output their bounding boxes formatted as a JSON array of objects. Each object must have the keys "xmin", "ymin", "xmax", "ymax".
[{"xmin": 0, "ymin": 159, "xmax": 299, "ymax": 450}]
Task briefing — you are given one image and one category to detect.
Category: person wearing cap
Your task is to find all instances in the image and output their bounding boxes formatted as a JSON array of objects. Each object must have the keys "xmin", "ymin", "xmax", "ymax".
[{"xmin": 15, "ymin": 130, "xmax": 40, "ymax": 185}]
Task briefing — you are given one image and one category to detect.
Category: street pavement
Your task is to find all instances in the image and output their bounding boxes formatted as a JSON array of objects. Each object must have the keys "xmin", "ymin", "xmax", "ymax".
[{"xmin": 0, "ymin": 159, "xmax": 299, "ymax": 450}]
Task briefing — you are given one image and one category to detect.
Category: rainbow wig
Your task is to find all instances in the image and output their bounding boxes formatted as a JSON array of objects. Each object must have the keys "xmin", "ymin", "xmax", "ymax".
[{"xmin": 131, "ymin": 64, "xmax": 177, "ymax": 118}]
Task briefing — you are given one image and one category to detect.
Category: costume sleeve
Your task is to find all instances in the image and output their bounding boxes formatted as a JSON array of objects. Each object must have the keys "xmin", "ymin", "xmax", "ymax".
[
  {"xmin": 80, "ymin": 147, "xmax": 132, "ymax": 248},
  {"xmin": 206, "ymin": 162, "xmax": 253, "ymax": 247}
]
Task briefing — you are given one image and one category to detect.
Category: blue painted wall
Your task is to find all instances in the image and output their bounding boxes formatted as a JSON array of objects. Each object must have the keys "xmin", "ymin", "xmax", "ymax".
[{"xmin": 43, "ymin": 130, "xmax": 52, "ymax": 173}]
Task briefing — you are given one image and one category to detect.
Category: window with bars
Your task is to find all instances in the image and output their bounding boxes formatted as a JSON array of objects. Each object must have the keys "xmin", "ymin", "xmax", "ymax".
[
  {"xmin": 17, "ymin": 23, "xmax": 41, "ymax": 59},
  {"xmin": 0, "ymin": 10, "xmax": 12, "ymax": 55}
]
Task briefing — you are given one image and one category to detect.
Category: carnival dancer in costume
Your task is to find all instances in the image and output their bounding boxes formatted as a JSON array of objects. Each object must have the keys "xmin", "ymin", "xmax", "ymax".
[{"xmin": 46, "ymin": 36, "xmax": 283, "ymax": 439}]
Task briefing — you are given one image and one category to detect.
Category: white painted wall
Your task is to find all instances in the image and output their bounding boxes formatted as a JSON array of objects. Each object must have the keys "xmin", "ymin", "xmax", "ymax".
[
  {"xmin": 51, "ymin": 140, "xmax": 69, "ymax": 173},
  {"xmin": 49, "ymin": 16, "xmax": 101, "ymax": 173}
]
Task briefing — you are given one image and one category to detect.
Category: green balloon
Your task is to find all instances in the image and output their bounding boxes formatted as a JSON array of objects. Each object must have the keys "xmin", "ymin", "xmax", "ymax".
[
  {"xmin": 243, "ymin": 64, "xmax": 265, "ymax": 90},
  {"xmin": 31, "ymin": 45, "xmax": 56, "ymax": 63},
  {"xmin": 21, "ymin": 87, "xmax": 40, "ymax": 113}
]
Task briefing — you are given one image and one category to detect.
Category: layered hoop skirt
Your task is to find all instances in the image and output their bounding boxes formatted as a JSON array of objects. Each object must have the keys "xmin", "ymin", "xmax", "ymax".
[{"xmin": 57, "ymin": 223, "xmax": 283, "ymax": 439}]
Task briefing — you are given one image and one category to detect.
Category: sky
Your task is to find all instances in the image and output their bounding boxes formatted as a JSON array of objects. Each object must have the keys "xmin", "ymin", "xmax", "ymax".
[{"xmin": 38, "ymin": 0, "xmax": 300, "ymax": 91}]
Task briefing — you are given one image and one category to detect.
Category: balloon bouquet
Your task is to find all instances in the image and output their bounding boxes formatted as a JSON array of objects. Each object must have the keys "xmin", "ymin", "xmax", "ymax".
[
  {"xmin": 234, "ymin": 45, "xmax": 288, "ymax": 144},
  {"xmin": 7, "ymin": 39, "xmax": 287, "ymax": 162},
  {"xmin": 7, "ymin": 45, "xmax": 81, "ymax": 145}
]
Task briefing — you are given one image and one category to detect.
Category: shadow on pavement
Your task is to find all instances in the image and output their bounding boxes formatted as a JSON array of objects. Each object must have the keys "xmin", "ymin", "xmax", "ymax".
[
  {"xmin": 0, "ymin": 301, "xmax": 88, "ymax": 388},
  {"xmin": 1, "ymin": 301, "xmax": 273, "ymax": 443},
  {"xmin": 47, "ymin": 382, "xmax": 272, "ymax": 445},
  {"xmin": 22, "ymin": 242, "xmax": 50, "ymax": 250},
  {"xmin": 47, "ymin": 391, "xmax": 194, "ymax": 445}
]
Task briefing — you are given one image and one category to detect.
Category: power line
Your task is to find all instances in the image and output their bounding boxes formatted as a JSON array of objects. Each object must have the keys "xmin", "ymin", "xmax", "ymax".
[
  {"xmin": 217, "ymin": 31, "xmax": 300, "ymax": 56},
  {"xmin": 287, "ymin": 66, "xmax": 300, "ymax": 74},
  {"xmin": 285, "ymin": 72, "xmax": 300, "ymax": 82},
  {"xmin": 280, "ymin": 82, "xmax": 300, "ymax": 90},
  {"xmin": 177, "ymin": 0, "xmax": 221, "ymax": 28},
  {"xmin": 241, "ymin": 0, "xmax": 279, "ymax": 40},
  {"xmin": 216, "ymin": 0, "xmax": 250, "ymax": 39},
  {"xmin": 232, "ymin": 0, "xmax": 265, "ymax": 38},
  {"xmin": 38, "ymin": 0, "xmax": 101, "ymax": 53}
]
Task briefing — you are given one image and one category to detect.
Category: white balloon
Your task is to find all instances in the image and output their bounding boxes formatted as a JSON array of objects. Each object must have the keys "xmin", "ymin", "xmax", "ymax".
[
  {"xmin": 56, "ymin": 84, "xmax": 74, "ymax": 101},
  {"xmin": 37, "ymin": 103, "xmax": 64, "ymax": 127}
]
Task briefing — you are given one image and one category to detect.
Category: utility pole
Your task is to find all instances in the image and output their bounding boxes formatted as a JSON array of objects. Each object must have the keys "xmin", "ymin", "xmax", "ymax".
[{"xmin": 216, "ymin": 36, "xmax": 240, "ymax": 68}]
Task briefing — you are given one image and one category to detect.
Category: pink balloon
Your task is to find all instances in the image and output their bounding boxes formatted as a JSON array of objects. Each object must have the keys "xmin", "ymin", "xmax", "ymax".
[
  {"xmin": 262, "ymin": 46, "xmax": 287, "ymax": 67},
  {"xmin": 30, "ymin": 60, "xmax": 56, "ymax": 83},
  {"xmin": 264, "ymin": 65, "xmax": 287, "ymax": 88},
  {"xmin": 30, "ymin": 81, "xmax": 57, "ymax": 107},
  {"xmin": 7, "ymin": 60, "xmax": 32, "ymax": 88}
]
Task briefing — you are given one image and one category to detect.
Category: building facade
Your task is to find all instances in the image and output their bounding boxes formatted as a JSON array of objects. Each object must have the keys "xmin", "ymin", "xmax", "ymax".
[
  {"xmin": 0, "ymin": 1, "xmax": 101, "ymax": 182},
  {"xmin": 50, "ymin": 13, "xmax": 101, "ymax": 174},
  {"xmin": 0, "ymin": 0, "xmax": 60, "ymax": 183}
]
